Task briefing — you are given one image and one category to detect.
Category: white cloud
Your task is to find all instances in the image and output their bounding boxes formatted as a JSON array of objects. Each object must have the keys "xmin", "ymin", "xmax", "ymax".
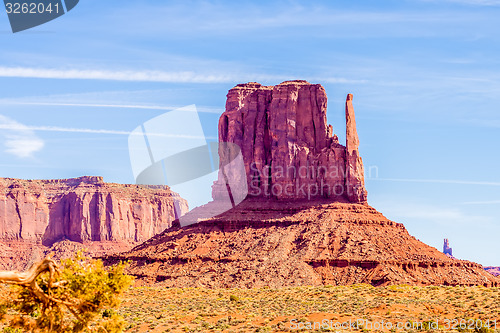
[
  {"xmin": 421, "ymin": 0, "xmax": 500, "ymax": 5},
  {"xmin": 374, "ymin": 200, "xmax": 494, "ymax": 227},
  {"xmin": 0, "ymin": 66, "xmax": 362, "ymax": 85},
  {"xmin": 111, "ymin": 2, "xmax": 471, "ymax": 36},
  {"xmin": 462, "ymin": 200, "xmax": 500, "ymax": 205},
  {"xmin": 369, "ymin": 177, "xmax": 500, "ymax": 186},
  {"xmin": 0, "ymin": 101, "xmax": 224, "ymax": 114},
  {"xmin": 0, "ymin": 115, "xmax": 44, "ymax": 158},
  {"xmin": 0, "ymin": 67, "xmax": 233, "ymax": 83},
  {"xmin": 459, "ymin": 118, "xmax": 500, "ymax": 129},
  {"xmin": 0, "ymin": 122, "xmax": 216, "ymax": 140},
  {"xmin": 385, "ymin": 204, "xmax": 464, "ymax": 221}
]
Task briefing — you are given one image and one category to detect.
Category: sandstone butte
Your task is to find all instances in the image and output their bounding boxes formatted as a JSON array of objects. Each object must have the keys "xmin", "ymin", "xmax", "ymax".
[
  {"xmin": 485, "ymin": 267, "xmax": 500, "ymax": 276},
  {"xmin": 0, "ymin": 176, "xmax": 188, "ymax": 270},
  {"xmin": 105, "ymin": 80, "xmax": 499, "ymax": 288},
  {"xmin": 211, "ymin": 81, "xmax": 367, "ymax": 203}
]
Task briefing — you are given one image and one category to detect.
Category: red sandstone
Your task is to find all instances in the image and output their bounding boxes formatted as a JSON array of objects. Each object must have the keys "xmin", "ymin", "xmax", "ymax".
[
  {"xmin": 212, "ymin": 81, "xmax": 367, "ymax": 203},
  {"xmin": 0, "ymin": 176, "xmax": 187, "ymax": 269},
  {"xmin": 104, "ymin": 81, "xmax": 499, "ymax": 288}
]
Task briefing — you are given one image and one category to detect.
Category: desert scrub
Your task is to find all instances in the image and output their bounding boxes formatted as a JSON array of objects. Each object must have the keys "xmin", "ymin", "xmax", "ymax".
[
  {"xmin": 111, "ymin": 285, "xmax": 500, "ymax": 332},
  {"xmin": 0, "ymin": 254, "xmax": 133, "ymax": 332}
]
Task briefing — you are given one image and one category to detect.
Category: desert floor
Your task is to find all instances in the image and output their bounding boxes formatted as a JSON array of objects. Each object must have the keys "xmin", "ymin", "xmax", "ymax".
[{"xmin": 119, "ymin": 284, "xmax": 500, "ymax": 332}]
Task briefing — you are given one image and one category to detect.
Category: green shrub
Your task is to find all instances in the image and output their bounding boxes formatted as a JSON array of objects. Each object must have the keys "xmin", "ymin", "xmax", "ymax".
[{"xmin": 0, "ymin": 253, "xmax": 133, "ymax": 332}]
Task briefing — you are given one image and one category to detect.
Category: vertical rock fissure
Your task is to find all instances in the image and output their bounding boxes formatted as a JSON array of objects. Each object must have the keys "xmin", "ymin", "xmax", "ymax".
[
  {"xmin": 311, "ymin": 87, "xmax": 317, "ymax": 153},
  {"xmin": 134, "ymin": 214, "xmax": 139, "ymax": 243},
  {"xmin": 106, "ymin": 193, "xmax": 113, "ymax": 241},
  {"xmin": 14, "ymin": 197, "xmax": 22, "ymax": 239}
]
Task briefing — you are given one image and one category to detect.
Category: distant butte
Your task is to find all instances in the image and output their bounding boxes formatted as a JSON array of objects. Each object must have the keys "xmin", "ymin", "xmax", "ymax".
[
  {"xmin": 443, "ymin": 238, "xmax": 453, "ymax": 257},
  {"xmin": 105, "ymin": 81, "xmax": 500, "ymax": 288},
  {"xmin": 484, "ymin": 267, "xmax": 500, "ymax": 277}
]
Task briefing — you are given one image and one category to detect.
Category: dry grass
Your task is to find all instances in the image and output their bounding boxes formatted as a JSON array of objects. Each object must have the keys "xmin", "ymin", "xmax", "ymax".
[
  {"xmin": 118, "ymin": 284, "xmax": 500, "ymax": 332},
  {"xmin": 1, "ymin": 283, "xmax": 499, "ymax": 332}
]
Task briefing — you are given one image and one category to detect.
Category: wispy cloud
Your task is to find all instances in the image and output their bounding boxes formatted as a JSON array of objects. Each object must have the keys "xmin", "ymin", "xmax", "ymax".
[
  {"xmin": 369, "ymin": 177, "xmax": 500, "ymax": 186},
  {"xmin": 458, "ymin": 118, "xmax": 500, "ymax": 129},
  {"xmin": 0, "ymin": 67, "xmax": 235, "ymax": 83},
  {"xmin": 0, "ymin": 66, "xmax": 363, "ymax": 85},
  {"xmin": 374, "ymin": 200, "xmax": 494, "ymax": 227},
  {"xmin": 387, "ymin": 204, "xmax": 466, "ymax": 221},
  {"xmin": 420, "ymin": 0, "xmax": 500, "ymax": 5},
  {"xmin": 0, "ymin": 122, "xmax": 216, "ymax": 140},
  {"xmin": 109, "ymin": 2, "xmax": 474, "ymax": 37},
  {"xmin": 0, "ymin": 101, "xmax": 224, "ymax": 114},
  {"xmin": 462, "ymin": 200, "xmax": 500, "ymax": 205},
  {"xmin": 0, "ymin": 115, "xmax": 44, "ymax": 158}
]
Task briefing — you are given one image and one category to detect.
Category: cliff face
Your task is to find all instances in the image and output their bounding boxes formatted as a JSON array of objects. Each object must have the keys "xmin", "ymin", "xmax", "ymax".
[
  {"xmin": 212, "ymin": 80, "xmax": 367, "ymax": 203},
  {"xmin": 0, "ymin": 176, "xmax": 188, "ymax": 246}
]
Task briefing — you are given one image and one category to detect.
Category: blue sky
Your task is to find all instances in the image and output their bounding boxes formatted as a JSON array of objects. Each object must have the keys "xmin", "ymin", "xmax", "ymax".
[{"xmin": 0, "ymin": 0, "xmax": 499, "ymax": 265}]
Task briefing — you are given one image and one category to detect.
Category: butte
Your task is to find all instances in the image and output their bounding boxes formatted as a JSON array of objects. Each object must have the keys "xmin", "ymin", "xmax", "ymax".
[{"xmin": 105, "ymin": 81, "xmax": 499, "ymax": 288}]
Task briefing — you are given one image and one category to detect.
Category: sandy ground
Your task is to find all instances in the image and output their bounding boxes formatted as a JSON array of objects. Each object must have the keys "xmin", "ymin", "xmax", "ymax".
[{"xmin": 118, "ymin": 284, "xmax": 500, "ymax": 332}]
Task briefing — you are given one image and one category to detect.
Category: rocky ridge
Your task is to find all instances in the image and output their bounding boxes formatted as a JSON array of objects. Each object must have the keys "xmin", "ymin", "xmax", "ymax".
[{"xmin": 109, "ymin": 199, "xmax": 498, "ymax": 287}]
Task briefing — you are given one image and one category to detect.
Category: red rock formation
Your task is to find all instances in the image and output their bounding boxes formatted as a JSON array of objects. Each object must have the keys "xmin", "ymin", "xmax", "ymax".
[
  {"xmin": 484, "ymin": 267, "xmax": 500, "ymax": 276},
  {"xmin": 212, "ymin": 81, "xmax": 367, "ymax": 203},
  {"xmin": 106, "ymin": 199, "xmax": 499, "ymax": 288},
  {"xmin": 0, "ymin": 176, "xmax": 187, "ymax": 245},
  {"xmin": 104, "ymin": 81, "xmax": 499, "ymax": 288},
  {"xmin": 345, "ymin": 94, "xmax": 368, "ymax": 203},
  {"xmin": 0, "ymin": 176, "xmax": 188, "ymax": 269},
  {"xmin": 443, "ymin": 238, "xmax": 453, "ymax": 257}
]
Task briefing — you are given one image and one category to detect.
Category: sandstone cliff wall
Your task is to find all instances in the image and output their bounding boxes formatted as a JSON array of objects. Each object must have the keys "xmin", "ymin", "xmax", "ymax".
[{"xmin": 0, "ymin": 176, "xmax": 188, "ymax": 246}]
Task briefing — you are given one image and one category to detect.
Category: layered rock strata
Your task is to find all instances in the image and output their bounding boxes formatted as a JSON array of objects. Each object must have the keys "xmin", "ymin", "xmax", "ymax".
[
  {"xmin": 0, "ymin": 176, "xmax": 187, "ymax": 269},
  {"xmin": 212, "ymin": 80, "xmax": 367, "ymax": 203},
  {"xmin": 106, "ymin": 199, "xmax": 499, "ymax": 287}
]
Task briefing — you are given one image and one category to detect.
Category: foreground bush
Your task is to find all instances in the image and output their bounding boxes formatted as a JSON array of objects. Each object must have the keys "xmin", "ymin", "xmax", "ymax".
[{"xmin": 0, "ymin": 253, "xmax": 133, "ymax": 332}]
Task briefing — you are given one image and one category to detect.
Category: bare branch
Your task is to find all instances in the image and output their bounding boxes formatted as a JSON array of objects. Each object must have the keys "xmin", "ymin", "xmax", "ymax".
[{"xmin": 0, "ymin": 256, "xmax": 59, "ymax": 286}]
